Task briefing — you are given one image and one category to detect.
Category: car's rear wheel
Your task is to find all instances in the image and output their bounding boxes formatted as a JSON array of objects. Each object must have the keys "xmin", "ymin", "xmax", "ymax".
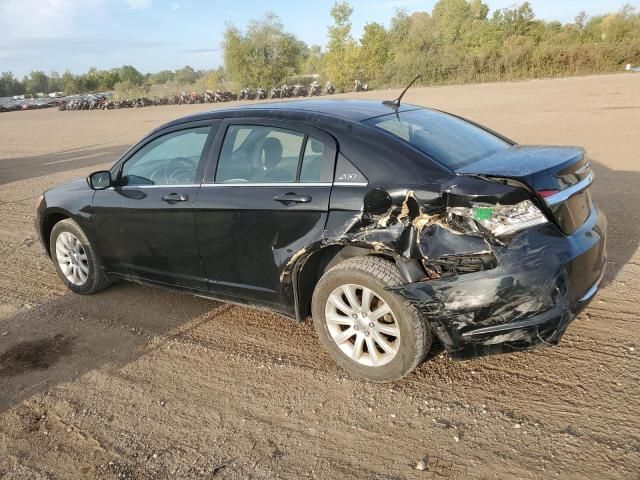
[
  {"xmin": 50, "ymin": 219, "xmax": 111, "ymax": 295},
  {"xmin": 311, "ymin": 256, "xmax": 432, "ymax": 382}
]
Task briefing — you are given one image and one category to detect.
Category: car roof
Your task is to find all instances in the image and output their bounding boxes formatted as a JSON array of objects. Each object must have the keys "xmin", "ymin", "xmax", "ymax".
[{"xmin": 159, "ymin": 99, "xmax": 422, "ymax": 130}]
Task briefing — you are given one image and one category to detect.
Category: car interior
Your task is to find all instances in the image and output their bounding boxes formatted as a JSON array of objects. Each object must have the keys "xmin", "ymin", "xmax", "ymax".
[
  {"xmin": 119, "ymin": 124, "xmax": 333, "ymax": 187},
  {"xmin": 120, "ymin": 127, "xmax": 210, "ymax": 186},
  {"xmin": 215, "ymin": 125, "xmax": 331, "ymax": 184}
]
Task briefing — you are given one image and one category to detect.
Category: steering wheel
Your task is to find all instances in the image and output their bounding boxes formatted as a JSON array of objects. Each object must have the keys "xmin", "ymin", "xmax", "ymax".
[
  {"xmin": 167, "ymin": 157, "xmax": 197, "ymax": 184},
  {"xmin": 149, "ymin": 157, "xmax": 195, "ymax": 185}
]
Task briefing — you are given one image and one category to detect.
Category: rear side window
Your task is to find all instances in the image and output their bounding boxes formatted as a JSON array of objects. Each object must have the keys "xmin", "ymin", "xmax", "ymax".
[
  {"xmin": 215, "ymin": 125, "xmax": 334, "ymax": 184},
  {"xmin": 299, "ymin": 138, "xmax": 334, "ymax": 183},
  {"xmin": 365, "ymin": 109, "xmax": 509, "ymax": 170}
]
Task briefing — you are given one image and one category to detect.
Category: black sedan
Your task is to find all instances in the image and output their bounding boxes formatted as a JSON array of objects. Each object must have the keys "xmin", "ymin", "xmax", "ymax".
[{"xmin": 36, "ymin": 100, "xmax": 607, "ymax": 382}]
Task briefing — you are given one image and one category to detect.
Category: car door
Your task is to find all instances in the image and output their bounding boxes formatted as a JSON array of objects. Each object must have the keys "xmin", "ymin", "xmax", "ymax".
[
  {"xmin": 92, "ymin": 121, "xmax": 217, "ymax": 289},
  {"xmin": 194, "ymin": 118, "xmax": 337, "ymax": 310}
]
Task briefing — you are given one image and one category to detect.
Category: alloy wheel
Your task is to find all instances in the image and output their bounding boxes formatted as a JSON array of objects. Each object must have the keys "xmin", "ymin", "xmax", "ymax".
[
  {"xmin": 324, "ymin": 283, "xmax": 400, "ymax": 366},
  {"xmin": 55, "ymin": 231, "xmax": 89, "ymax": 285}
]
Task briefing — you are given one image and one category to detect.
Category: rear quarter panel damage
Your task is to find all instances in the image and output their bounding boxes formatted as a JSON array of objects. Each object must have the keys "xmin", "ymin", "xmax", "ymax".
[{"xmin": 284, "ymin": 170, "xmax": 605, "ymax": 358}]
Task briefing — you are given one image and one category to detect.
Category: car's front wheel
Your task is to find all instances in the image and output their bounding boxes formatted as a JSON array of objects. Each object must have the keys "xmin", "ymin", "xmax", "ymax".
[
  {"xmin": 50, "ymin": 218, "xmax": 111, "ymax": 295},
  {"xmin": 311, "ymin": 256, "xmax": 432, "ymax": 382}
]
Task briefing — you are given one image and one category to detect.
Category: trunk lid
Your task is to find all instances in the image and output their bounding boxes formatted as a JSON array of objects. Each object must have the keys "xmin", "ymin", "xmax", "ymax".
[{"xmin": 456, "ymin": 145, "xmax": 593, "ymax": 235}]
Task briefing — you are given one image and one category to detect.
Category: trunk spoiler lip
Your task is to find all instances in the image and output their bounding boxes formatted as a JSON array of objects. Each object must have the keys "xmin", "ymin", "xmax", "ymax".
[
  {"xmin": 455, "ymin": 145, "xmax": 585, "ymax": 178},
  {"xmin": 545, "ymin": 172, "xmax": 594, "ymax": 206}
]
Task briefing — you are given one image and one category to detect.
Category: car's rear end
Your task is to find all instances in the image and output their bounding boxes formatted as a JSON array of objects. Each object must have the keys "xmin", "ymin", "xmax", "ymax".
[
  {"xmin": 454, "ymin": 144, "xmax": 607, "ymax": 314},
  {"xmin": 365, "ymin": 108, "xmax": 607, "ymax": 358}
]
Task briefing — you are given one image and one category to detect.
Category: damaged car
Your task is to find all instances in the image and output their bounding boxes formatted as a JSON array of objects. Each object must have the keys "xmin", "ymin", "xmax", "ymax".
[{"xmin": 35, "ymin": 99, "xmax": 607, "ymax": 382}]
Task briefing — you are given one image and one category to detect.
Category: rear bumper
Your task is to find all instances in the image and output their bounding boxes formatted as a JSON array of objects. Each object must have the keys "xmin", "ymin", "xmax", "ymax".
[{"xmin": 396, "ymin": 203, "xmax": 607, "ymax": 359}]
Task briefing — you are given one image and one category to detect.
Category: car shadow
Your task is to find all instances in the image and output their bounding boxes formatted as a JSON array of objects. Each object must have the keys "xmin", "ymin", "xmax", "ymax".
[
  {"xmin": 588, "ymin": 159, "xmax": 639, "ymax": 287},
  {"xmin": 0, "ymin": 144, "xmax": 130, "ymax": 185},
  {"xmin": 0, "ymin": 283, "xmax": 220, "ymax": 412}
]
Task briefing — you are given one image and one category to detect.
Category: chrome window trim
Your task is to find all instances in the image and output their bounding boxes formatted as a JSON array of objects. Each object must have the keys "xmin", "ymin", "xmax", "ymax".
[
  {"xmin": 111, "ymin": 182, "xmax": 369, "ymax": 188},
  {"xmin": 118, "ymin": 184, "xmax": 200, "ymax": 189},
  {"xmin": 545, "ymin": 172, "xmax": 594, "ymax": 206},
  {"xmin": 334, "ymin": 182, "xmax": 369, "ymax": 187},
  {"xmin": 202, "ymin": 182, "xmax": 332, "ymax": 187}
]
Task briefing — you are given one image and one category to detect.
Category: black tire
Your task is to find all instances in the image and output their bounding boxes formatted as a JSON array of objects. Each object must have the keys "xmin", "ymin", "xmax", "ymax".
[
  {"xmin": 311, "ymin": 256, "xmax": 432, "ymax": 382},
  {"xmin": 49, "ymin": 218, "xmax": 111, "ymax": 295}
]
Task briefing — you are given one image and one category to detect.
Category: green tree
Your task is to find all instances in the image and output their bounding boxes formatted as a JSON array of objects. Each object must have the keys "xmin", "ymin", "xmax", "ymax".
[
  {"xmin": 174, "ymin": 66, "xmax": 198, "ymax": 84},
  {"xmin": 147, "ymin": 69, "xmax": 175, "ymax": 85},
  {"xmin": 359, "ymin": 22, "xmax": 389, "ymax": 85},
  {"xmin": 102, "ymin": 69, "xmax": 123, "ymax": 90},
  {"xmin": 432, "ymin": 0, "xmax": 475, "ymax": 45},
  {"xmin": 61, "ymin": 71, "xmax": 78, "ymax": 94},
  {"xmin": 198, "ymin": 67, "xmax": 225, "ymax": 90},
  {"xmin": 492, "ymin": 2, "xmax": 538, "ymax": 37},
  {"xmin": 324, "ymin": 1, "xmax": 360, "ymax": 91},
  {"xmin": 223, "ymin": 13, "xmax": 306, "ymax": 87},
  {"xmin": 0, "ymin": 71, "xmax": 24, "ymax": 96},
  {"xmin": 47, "ymin": 71, "xmax": 63, "ymax": 92},
  {"xmin": 118, "ymin": 65, "xmax": 143, "ymax": 85},
  {"xmin": 24, "ymin": 71, "xmax": 49, "ymax": 94},
  {"xmin": 385, "ymin": 11, "xmax": 436, "ymax": 83},
  {"xmin": 303, "ymin": 44, "xmax": 324, "ymax": 75},
  {"xmin": 3, "ymin": 2, "xmax": 640, "ymax": 98}
]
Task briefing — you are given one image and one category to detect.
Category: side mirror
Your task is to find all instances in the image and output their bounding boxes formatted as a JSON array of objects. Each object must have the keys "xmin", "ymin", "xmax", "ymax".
[{"xmin": 87, "ymin": 170, "xmax": 112, "ymax": 190}]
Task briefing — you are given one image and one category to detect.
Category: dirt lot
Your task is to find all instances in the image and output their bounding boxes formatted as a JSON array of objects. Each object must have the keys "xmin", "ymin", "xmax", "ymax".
[{"xmin": 0, "ymin": 73, "xmax": 638, "ymax": 479}]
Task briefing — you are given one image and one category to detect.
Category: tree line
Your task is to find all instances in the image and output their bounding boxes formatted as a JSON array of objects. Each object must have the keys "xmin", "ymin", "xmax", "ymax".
[
  {"xmin": 0, "ymin": 64, "xmax": 222, "ymax": 98},
  {"xmin": 2, "ymin": 0, "xmax": 639, "ymax": 98}
]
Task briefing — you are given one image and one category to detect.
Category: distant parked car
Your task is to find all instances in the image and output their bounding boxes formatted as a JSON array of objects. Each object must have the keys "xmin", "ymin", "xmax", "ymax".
[{"xmin": 36, "ymin": 100, "xmax": 606, "ymax": 382}]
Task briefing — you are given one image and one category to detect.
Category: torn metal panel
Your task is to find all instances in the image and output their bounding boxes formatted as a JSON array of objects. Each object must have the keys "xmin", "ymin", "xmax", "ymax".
[
  {"xmin": 282, "ymin": 169, "xmax": 605, "ymax": 359},
  {"xmin": 393, "ymin": 204, "xmax": 607, "ymax": 359},
  {"xmin": 283, "ymin": 180, "xmax": 515, "ymax": 320},
  {"xmin": 283, "ymin": 178, "xmax": 518, "ymax": 296},
  {"xmin": 419, "ymin": 224, "xmax": 491, "ymax": 258}
]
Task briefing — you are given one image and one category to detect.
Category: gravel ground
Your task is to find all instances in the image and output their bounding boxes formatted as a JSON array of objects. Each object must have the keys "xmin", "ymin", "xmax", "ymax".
[{"xmin": 0, "ymin": 73, "xmax": 638, "ymax": 480}]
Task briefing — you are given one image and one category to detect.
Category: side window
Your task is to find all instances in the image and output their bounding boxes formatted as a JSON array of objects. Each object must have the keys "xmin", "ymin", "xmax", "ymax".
[
  {"xmin": 299, "ymin": 137, "xmax": 334, "ymax": 183},
  {"xmin": 216, "ymin": 125, "xmax": 304, "ymax": 183},
  {"xmin": 121, "ymin": 126, "xmax": 211, "ymax": 186}
]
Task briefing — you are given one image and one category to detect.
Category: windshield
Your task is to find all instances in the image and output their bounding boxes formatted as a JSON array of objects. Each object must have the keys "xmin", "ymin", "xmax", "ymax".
[{"xmin": 365, "ymin": 109, "xmax": 510, "ymax": 170}]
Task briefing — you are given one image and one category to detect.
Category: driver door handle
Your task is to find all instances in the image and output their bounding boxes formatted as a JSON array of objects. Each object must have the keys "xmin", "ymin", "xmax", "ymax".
[
  {"xmin": 162, "ymin": 193, "xmax": 189, "ymax": 204},
  {"xmin": 274, "ymin": 192, "xmax": 312, "ymax": 204}
]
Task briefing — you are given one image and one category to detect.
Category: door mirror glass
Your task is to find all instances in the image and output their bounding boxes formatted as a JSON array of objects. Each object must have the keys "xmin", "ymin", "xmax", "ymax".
[{"xmin": 88, "ymin": 170, "xmax": 112, "ymax": 190}]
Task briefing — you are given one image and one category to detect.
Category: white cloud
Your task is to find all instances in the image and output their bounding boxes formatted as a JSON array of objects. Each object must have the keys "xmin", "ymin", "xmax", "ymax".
[
  {"xmin": 171, "ymin": 2, "xmax": 179, "ymax": 11},
  {"xmin": 0, "ymin": 0, "xmax": 103, "ymax": 39},
  {"xmin": 126, "ymin": 0, "xmax": 152, "ymax": 9}
]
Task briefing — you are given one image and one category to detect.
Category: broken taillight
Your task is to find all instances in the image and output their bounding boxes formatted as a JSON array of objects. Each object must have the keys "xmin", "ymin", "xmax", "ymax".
[
  {"xmin": 537, "ymin": 189, "xmax": 559, "ymax": 199},
  {"xmin": 448, "ymin": 200, "xmax": 549, "ymax": 238}
]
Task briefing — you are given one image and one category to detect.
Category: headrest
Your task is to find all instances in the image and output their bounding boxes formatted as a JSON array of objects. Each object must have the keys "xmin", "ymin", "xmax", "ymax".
[
  {"xmin": 309, "ymin": 138, "xmax": 323, "ymax": 153},
  {"xmin": 260, "ymin": 137, "xmax": 283, "ymax": 170}
]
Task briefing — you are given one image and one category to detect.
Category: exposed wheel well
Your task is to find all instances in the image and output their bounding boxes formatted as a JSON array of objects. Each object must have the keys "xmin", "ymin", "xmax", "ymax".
[
  {"xmin": 295, "ymin": 246, "xmax": 397, "ymax": 321},
  {"xmin": 41, "ymin": 213, "xmax": 70, "ymax": 256}
]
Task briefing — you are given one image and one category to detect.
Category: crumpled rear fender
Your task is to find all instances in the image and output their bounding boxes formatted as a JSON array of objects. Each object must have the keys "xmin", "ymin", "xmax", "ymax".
[{"xmin": 283, "ymin": 177, "xmax": 531, "ymax": 322}]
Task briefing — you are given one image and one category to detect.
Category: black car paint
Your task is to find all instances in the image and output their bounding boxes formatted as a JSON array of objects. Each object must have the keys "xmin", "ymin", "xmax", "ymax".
[
  {"xmin": 36, "ymin": 100, "xmax": 607, "ymax": 359},
  {"xmin": 193, "ymin": 117, "xmax": 337, "ymax": 310}
]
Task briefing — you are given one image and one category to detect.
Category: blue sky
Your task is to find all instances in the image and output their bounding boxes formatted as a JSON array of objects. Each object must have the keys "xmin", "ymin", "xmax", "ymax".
[{"xmin": 0, "ymin": 0, "xmax": 636, "ymax": 77}]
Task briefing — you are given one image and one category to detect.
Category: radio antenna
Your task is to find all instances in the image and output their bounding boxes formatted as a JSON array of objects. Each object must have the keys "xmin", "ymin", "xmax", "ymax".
[{"xmin": 383, "ymin": 75, "xmax": 421, "ymax": 108}]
